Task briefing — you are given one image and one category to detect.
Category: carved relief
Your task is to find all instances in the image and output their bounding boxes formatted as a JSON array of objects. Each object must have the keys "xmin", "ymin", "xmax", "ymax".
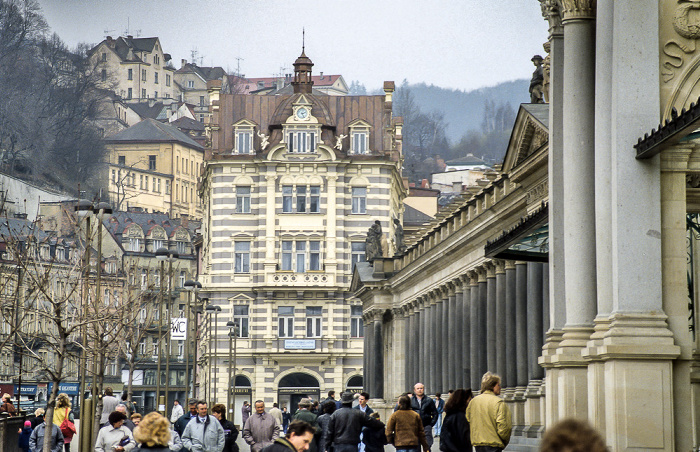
[
  {"xmin": 558, "ymin": 0, "xmax": 596, "ymax": 21},
  {"xmin": 540, "ymin": 0, "xmax": 563, "ymax": 34},
  {"xmin": 687, "ymin": 172, "xmax": 700, "ymax": 188},
  {"xmin": 526, "ymin": 180, "xmax": 549, "ymax": 204},
  {"xmin": 542, "ymin": 41, "xmax": 551, "ymax": 103}
]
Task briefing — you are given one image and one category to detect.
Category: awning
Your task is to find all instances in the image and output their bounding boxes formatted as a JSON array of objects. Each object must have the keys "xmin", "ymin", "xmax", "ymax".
[{"xmin": 485, "ymin": 203, "xmax": 549, "ymax": 263}]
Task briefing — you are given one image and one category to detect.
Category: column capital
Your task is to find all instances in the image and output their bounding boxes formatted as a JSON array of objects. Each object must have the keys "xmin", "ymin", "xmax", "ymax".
[
  {"xmin": 493, "ymin": 259, "xmax": 506, "ymax": 274},
  {"xmin": 485, "ymin": 261, "xmax": 497, "ymax": 278},
  {"xmin": 540, "ymin": 0, "xmax": 563, "ymax": 36},
  {"xmin": 504, "ymin": 260, "xmax": 516, "ymax": 270},
  {"xmin": 660, "ymin": 145, "xmax": 693, "ymax": 172},
  {"xmin": 452, "ymin": 278, "xmax": 464, "ymax": 293},
  {"xmin": 558, "ymin": 0, "xmax": 596, "ymax": 22}
]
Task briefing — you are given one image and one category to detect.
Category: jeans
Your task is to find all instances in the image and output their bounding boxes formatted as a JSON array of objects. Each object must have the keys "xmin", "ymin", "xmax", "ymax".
[
  {"xmin": 334, "ymin": 444, "xmax": 360, "ymax": 452},
  {"xmin": 433, "ymin": 412, "xmax": 443, "ymax": 436},
  {"xmin": 474, "ymin": 446, "xmax": 503, "ymax": 452},
  {"xmin": 424, "ymin": 425, "xmax": 434, "ymax": 447}
]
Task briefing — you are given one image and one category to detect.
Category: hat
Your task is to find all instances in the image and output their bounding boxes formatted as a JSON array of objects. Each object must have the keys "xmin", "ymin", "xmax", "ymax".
[
  {"xmin": 24, "ymin": 420, "xmax": 31, "ymax": 427},
  {"xmin": 299, "ymin": 398, "xmax": 312, "ymax": 407},
  {"xmin": 531, "ymin": 54, "xmax": 543, "ymax": 61},
  {"xmin": 341, "ymin": 392, "xmax": 355, "ymax": 404}
]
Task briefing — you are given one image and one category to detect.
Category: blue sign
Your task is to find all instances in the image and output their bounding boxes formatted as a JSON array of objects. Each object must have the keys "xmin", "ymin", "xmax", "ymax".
[
  {"xmin": 284, "ymin": 339, "xmax": 316, "ymax": 350},
  {"xmin": 14, "ymin": 385, "xmax": 37, "ymax": 395},
  {"xmin": 47, "ymin": 382, "xmax": 80, "ymax": 395}
]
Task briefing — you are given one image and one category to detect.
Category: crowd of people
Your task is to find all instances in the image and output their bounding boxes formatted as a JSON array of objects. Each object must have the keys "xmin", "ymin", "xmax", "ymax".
[{"xmin": 8, "ymin": 373, "xmax": 608, "ymax": 452}]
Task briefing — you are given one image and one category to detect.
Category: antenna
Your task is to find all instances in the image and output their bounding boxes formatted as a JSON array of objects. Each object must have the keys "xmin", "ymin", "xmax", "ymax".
[
  {"xmin": 235, "ymin": 57, "xmax": 244, "ymax": 77},
  {"xmin": 302, "ymin": 27, "xmax": 305, "ymax": 52},
  {"xmin": 104, "ymin": 29, "xmax": 116, "ymax": 38}
]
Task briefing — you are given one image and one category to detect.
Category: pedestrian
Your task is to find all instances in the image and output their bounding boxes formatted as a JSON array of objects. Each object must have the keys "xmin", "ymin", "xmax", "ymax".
[
  {"xmin": 175, "ymin": 399, "xmax": 199, "ymax": 439},
  {"xmin": 53, "ymin": 393, "xmax": 76, "ymax": 452},
  {"xmin": 432, "ymin": 393, "xmax": 445, "ymax": 438},
  {"xmin": 351, "ymin": 393, "xmax": 360, "ymax": 409},
  {"xmin": 385, "ymin": 394, "xmax": 429, "ymax": 452},
  {"xmin": 243, "ymin": 400, "xmax": 280, "ymax": 452},
  {"xmin": 326, "ymin": 392, "xmax": 384, "ymax": 452},
  {"xmin": 171, "ymin": 400, "xmax": 185, "ymax": 424},
  {"xmin": 466, "ymin": 372, "xmax": 512, "ymax": 452},
  {"xmin": 539, "ymin": 418, "xmax": 607, "ymax": 452},
  {"xmin": 241, "ymin": 401, "xmax": 252, "ymax": 427},
  {"xmin": 132, "ymin": 412, "xmax": 172, "ymax": 452},
  {"xmin": 292, "ymin": 399, "xmax": 318, "ymax": 452},
  {"xmin": 117, "ymin": 404, "xmax": 137, "ymax": 431},
  {"xmin": 122, "ymin": 392, "xmax": 137, "ymax": 417},
  {"xmin": 31, "ymin": 408, "xmax": 45, "ymax": 429},
  {"xmin": 0, "ymin": 393, "xmax": 16, "ymax": 415},
  {"xmin": 29, "ymin": 419, "xmax": 64, "ymax": 452},
  {"xmin": 95, "ymin": 411, "xmax": 136, "ymax": 452},
  {"xmin": 260, "ymin": 420, "xmax": 315, "ymax": 452},
  {"xmin": 132, "ymin": 413, "xmax": 143, "ymax": 426},
  {"xmin": 269, "ymin": 403, "xmax": 284, "ymax": 428},
  {"xmin": 439, "ymin": 389, "xmax": 472, "ymax": 452},
  {"xmin": 18, "ymin": 420, "xmax": 33, "ymax": 452},
  {"xmin": 353, "ymin": 392, "xmax": 373, "ymax": 452},
  {"xmin": 282, "ymin": 407, "xmax": 292, "ymax": 434},
  {"xmin": 410, "ymin": 383, "xmax": 438, "ymax": 447},
  {"xmin": 101, "ymin": 387, "xmax": 120, "ymax": 427},
  {"xmin": 362, "ymin": 412, "xmax": 387, "ymax": 452},
  {"xmin": 322, "ymin": 391, "xmax": 336, "ymax": 407},
  {"xmin": 311, "ymin": 401, "xmax": 321, "ymax": 417},
  {"xmin": 315, "ymin": 401, "xmax": 335, "ymax": 452},
  {"xmin": 181, "ymin": 401, "xmax": 225, "ymax": 452},
  {"xmin": 212, "ymin": 403, "xmax": 239, "ymax": 452},
  {"xmin": 170, "ymin": 426, "xmax": 184, "ymax": 452}
]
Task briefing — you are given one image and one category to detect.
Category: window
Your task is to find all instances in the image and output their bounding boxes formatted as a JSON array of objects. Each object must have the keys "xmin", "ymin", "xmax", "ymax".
[
  {"xmin": 111, "ymin": 169, "xmax": 116, "ymax": 184},
  {"xmin": 351, "ymin": 242, "xmax": 366, "ymax": 269},
  {"xmin": 145, "ymin": 175, "xmax": 149, "ymax": 190},
  {"xmin": 152, "ymin": 339, "xmax": 159, "ymax": 358},
  {"xmin": 234, "ymin": 305, "xmax": 249, "ymax": 338},
  {"xmin": 128, "ymin": 68, "xmax": 133, "ymax": 80},
  {"xmin": 199, "ymin": 96, "xmax": 205, "ymax": 106},
  {"xmin": 236, "ymin": 131, "xmax": 252, "ymax": 154},
  {"xmin": 154, "ymin": 91, "xmax": 158, "ymax": 98},
  {"xmin": 152, "ymin": 177, "xmax": 157, "ymax": 192},
  {"xmin": 176, "ymin": 156, "xmax": 179, "ymax": 173},
  {"xmin": 352, "ymin": 187, "xmax": 367, "ymax": 214},
  {"xmin": 139, "ymin": 340, "xmax": 146, "ymax": 355},
  {"xmin": 166, "ymin": 74, "xmax": 171, "ymax": 86},
  {"xmin": 310, "ymin": 241, "xmax": 321, "ymax": 271},
  {"xmin": 295, "ymin": 242, "xmax": 306, "ymax": 273},
  {"xmin": 278, "ymin": 306, "xmax": 294, "ymax": 338},
  {"xmin": 287, "ymin": 130, "xmax": 317, "ymax": 153},
  {"xmin": 104, "ymin": 289, "xmax": 110, "ymax": 306},
  {"xmin": 157, "ymin": 178, "xmax": 161, "ymax": 193},
  {"xmin": 281, "ymin": 241, "xmax": 293, "ymax": 271},
  {"xmin": 179, "ymin": 271, "xmax": 185, "ymax": 288},
  {"xmin": 235, "ymin": 186, "xmax": 251, "ymax": 213},
  {"xmin": 101, "ymin": 52, "xmax": 107, "ymax": 62},
  {"xmin": 165, "ymin": 180, "xmax": 171, "ymax": 195},
  {"xmin": 127, "ymin": 88, "xmax": 132, "ymax": 99},
  {"xmin": 282, "ymin": 186, "xmax": 293, "ymax": 212},
  {"xmin": 153, "ymin": 239, "xmax": 164, "ymax": 251},
  {"xmin": 187, "ymin": 80, "xmax": 195, "ymax": 88},
  {"xmin": 296, "ymin": 186, "xmax": 307, "ymax": 212},
  {"xmin": 154, "ymin": 72, "xmax": 159, "ymax": 84},
  {"xmin": 177, "ymin": 241, "xmax": 187, "ymax": 255},
  {"xmin": 142, "ymin": 69, "xmax": 147, "ymax": 81},
  {"xmin": 149, "ymin": 155, "xmax": 157, "ymax": 170},
  {"xmin": 306, "ymin": 307, "xmax": 322, "ymax": 338},
  {"xmin": 131, "ymin": 238, "xmax": 142, "ymax": 253},
  {"xmin": 118, "ymin": 155, "xmax": 126, "ymax": 166},
  {"xmin": 140, "ymin": 269, "xmax": 147, "ymax": 289},
  {"xmin": 234, "ymin": 242, "xmax": 250, "ymax": 273},
  {"xmin": 139, "ymin": 174, "xmax": 144, "ymax": 190},
  {"xmin": 154, "ymin": 54, "xmax": 160, "ymax": 65},
  {"xmin": 310, "ymin": 186, "xmax": 320, "ymax": 213},
  {"xmin": 101, "ymin": 69, "xmax": 107, "ymax": 82},
  {"xmin": 352, "ymin": 131, "xmax": 368, "ymax": 154},
  {"xmin": 142, "ymin": 88, "xmax": 146, "ymax": 99},
  {"xmin": 351, "ymin": 305, "xmax": 364, "ymax": 338}
]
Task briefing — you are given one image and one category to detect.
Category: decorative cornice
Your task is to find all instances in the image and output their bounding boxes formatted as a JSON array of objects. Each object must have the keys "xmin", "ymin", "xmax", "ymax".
[
  {"xmin": 636, "ymin": 97, "xmax": 700, "ymax": 159},
  {"xmin": 558, "ymin": 0, "xmax": 596, "ymax": 22}
]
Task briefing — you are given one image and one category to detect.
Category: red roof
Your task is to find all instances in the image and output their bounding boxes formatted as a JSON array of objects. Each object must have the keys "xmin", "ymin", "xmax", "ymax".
[{"xmin": 229, "ymin": 74, "xmax": 342, "ymax": 95}]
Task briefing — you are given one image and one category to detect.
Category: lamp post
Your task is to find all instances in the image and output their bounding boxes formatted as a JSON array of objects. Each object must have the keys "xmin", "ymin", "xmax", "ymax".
[
  {"xmin": 205, "ymin": 304, "xmax": 221, "ymax": 405},
  {"xmin": 155, "ymin": 247, "xmax": 168, "ymax": 413},
  {"xmin": 183, "ymin": 280, "xmax": 201, "ymax": 402},
  {"xmin": 165, "ymin": 250, "xmax": 178, "ymax": 412},
  {"xmin": 226, "ymin": 321, "xmax": 238, "ymax": 418}
]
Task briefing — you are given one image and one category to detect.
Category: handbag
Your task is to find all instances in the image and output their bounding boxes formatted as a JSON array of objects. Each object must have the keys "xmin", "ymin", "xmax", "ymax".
[{"xmin": 60, "ymin": 407, "xmax": 76, "ymax": 438}]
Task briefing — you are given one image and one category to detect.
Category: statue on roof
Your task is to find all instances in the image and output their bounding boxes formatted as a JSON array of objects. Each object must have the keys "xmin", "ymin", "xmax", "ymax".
[
  {"xmin": 393, "ymin": 218, "xmax": 406, "ymax": 255},
  {"xmin": 529, "ymin": 54, "xmax": 544, "ymax": 104},
  {"xmin": 257, "ymin": 130, "xmax": 270, "ymax": 151},
  {"xmin": 365, "ymin": 220, "xmax": 383, "ymax": 262},
  {"xmin": 335, "ymin": 134, "xmax": 347, "ymax": 151}
]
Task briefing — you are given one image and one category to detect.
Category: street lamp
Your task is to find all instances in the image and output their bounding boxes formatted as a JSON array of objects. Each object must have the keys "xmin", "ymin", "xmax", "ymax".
[
  {"xmin": 205, "ymin": 304, "xmax": 221, "ymax": 405},
  {"xmin": 226, "ymin": 320, "xmax": 238, "ymax": 418},
  {"xmin": 183, "ymin": 280, "xmax": 201, "ymax": 402},
  {"xmin": 165, "ymin": 250, "xmax": 178, "ymax": 413},
  {"xmin": 155, "ymin": 247, "xmax": 169, "ymax": 413}
]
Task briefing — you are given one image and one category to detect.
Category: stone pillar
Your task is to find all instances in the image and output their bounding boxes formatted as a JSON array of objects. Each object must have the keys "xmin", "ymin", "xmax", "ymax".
[
  {"xmin": 504, "ymin": 261, "xmax": 517, "ymax": 390},
  {"xmin": 392, "ymin": 307, "xmax": 407, "ymax": 399},
  {"xmin": 434, "ymin": 292, "xmax": 444, "ymax": 392},
  {"xmin": 449, "ymin": 282, "xmax": 459, "ymax": 389},
  {"xmin": 495, "ymin": 261, "xmax": 507, "ymax": 381},
  {"xmin": 524, "ymin": 262, "xmax": 545, "ymax": 438},
  {"xmin": 419, "ymin": 298, "xmax": 427, "ymax": 387},
  {"xmin": 512, "ymin": 262, "xmax": 528, "ymax": 434},
  {"xmin": 554, "ymin": 0, "xmax": 597, "ymax": 421},
  {"xmin": 486, "ymin": 263, "xmax": 497, "ymax": 373},
  {"xmin": 364, "ymin": 314, "xmax": 373, "ymax": 397},
  {"xmin": 461, "ymin": 276, "xmax": 472, "ymax": 390},
  {"xmin": 469, "ymin": 271, "xmax": 480, "ymax": 390},
  {"xmin": 441, "ymin": 288, "xmax": 449, "ymax": 391},
  {"xmin": 428, "ymin": 294, "xmax": 437, "ymax": 392},
  {"xmin": 539, "ymin": 0, "xmax": 565, "ymax": 427},
  {"xmin": 405, "ymin": 304, "xmax": 414, "ymax": 393},
  {"xmin": 373, "ymin": 313, "xmax": 384, "ymax": 399},
  {"xmin": 478, "ymin": 267, "xmax": 489, "ymax": 381}
]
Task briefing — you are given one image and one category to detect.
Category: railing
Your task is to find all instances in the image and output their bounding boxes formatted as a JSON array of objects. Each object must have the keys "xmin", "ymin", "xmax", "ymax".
[{"xmin": 269, "ymin": 272, "xmax": 330, "ymax": 286}]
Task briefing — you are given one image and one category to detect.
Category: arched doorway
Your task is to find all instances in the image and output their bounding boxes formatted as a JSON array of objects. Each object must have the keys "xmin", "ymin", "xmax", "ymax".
[
  {"xmin": 231, "ymin": 375, "xmax": 251, "ymax": 428},
  {"xmin": 277, "ymin": 372, "xmax": 320, "ymax": 414},
  {"xmin": 345, "ymin": 375, "xmax": 364, "ymax": 394}
]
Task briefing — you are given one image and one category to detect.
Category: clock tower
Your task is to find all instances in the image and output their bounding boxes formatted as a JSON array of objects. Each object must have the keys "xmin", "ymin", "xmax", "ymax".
[{"xmin": 292, "ymin": 46, "xmax": 314, "ymax": 94}]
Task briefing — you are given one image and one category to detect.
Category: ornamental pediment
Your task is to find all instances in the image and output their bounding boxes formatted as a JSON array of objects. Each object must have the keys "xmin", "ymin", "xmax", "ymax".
[{"xmin": 501, "ymin": 104, "xmax": 549, "ymax": 174}]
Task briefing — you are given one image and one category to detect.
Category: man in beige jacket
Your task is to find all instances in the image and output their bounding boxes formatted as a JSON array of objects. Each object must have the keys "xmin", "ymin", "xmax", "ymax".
[{"xmin": 466, "ymin": 372, "xmax": 512, "ymax": 452}]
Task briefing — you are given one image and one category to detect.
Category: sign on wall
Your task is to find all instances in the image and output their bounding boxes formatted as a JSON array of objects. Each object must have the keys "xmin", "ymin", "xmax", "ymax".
[
  {"xmin": 171, "ymin": 318, "xmax": 187, "ymax": 340},
  {"xmin": 284, "ymin": 339, "xmax": 316, "ymax": 350}
]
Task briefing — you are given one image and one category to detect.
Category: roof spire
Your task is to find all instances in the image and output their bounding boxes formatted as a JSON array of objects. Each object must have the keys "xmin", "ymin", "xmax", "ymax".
[{"xmin": 302, "ymin": 28, "xmax": 305, "ymax": 54}]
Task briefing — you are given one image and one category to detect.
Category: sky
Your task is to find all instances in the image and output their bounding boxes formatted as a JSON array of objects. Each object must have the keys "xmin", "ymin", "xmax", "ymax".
[{"xmin": 38, "ymin": 0, "xmax": 548, "ymax": 92}]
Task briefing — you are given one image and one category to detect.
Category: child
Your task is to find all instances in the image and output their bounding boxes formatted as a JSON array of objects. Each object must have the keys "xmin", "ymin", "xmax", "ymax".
[
  {"xmin": 18, "ymin": 420, "xmax": 32, "ymax": 452},
  {"xmin": 362, "ymin": 412, "xmax": 388, "ymax": 452}
]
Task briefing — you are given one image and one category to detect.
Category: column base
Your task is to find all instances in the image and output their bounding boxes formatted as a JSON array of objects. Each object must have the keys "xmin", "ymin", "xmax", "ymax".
[
  {"xmin": 582, "ymin": 315, "xmax": 611, "ymax": 435},
  {"xmin": 539, "ymin": 329, "xmax": 563, "ymax": 426},
  {"xmin": 549, "ymin": 326, "xmax": 592, "ymax": 419},
  {"xmin": 511, "ymin": 386, "xmax": 527, "ymax": 437},
  {"xmin": 523, "ymin": 379, "xmax": 544, "ymax": 438}
]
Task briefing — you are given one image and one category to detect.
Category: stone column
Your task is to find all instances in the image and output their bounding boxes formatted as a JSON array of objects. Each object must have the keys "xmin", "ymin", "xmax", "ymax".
[
  {"xmin": 524, "ymin": 262, "xmax": 545, "ymax": 438},
  {"xmin": 442, "ymin": 287, "xmax": 450, "ymax": 391},
  {"xmin": 478, "ymin": 266, "xmax": 489, "ymax": 382},
  {"xmin": 434, "ymin": 292, "xmax": 444, "ymax": 392},
  {"xmin": 428, "ymin": 294, "xmax": 437, "ymax": 392},
  {"xmin": 373, "ymin": 312, "xmax": 384, "ymax": 399},
  {"xmin": 486, "ymin": 263, "xmax": 497, "ymax": 373},
  {"xmin": 539, "ymin": 0, "xmax": 565, "ymax": 427},
  {"xmin": 461, "ymin": 275, "xmax": 472, "ymax": 390},
  {"xmin": 406, "ymin": 304, "xmax": 414, "ymax": 393},
  {"xmin": 512, "ymin": 261, "xmax": 528, "ymax": 434},
  {"xmin": 504, "ymin": 261, "xmax": 517, "ymax": 390},
  {"xmin": 419, "ymin": 297, "xmax": 427, "ymax": 387},
  {"xmin": 495, "ymin": 261, "xmax": 507, "ymax": 380},
  {"xmin": 392, "ymin": 307, "xmax": 407, "ymax": 399},
  {"xmin": 364, "ymin": 314, "xmax": 373, "ymax": 397},
  {"xmin": 469, "ymin": 271, "xmax": 480, "ymax": 390},
  {"xmin": 449, "ymin": 282, "xmax": 459, "ymax": 389}
]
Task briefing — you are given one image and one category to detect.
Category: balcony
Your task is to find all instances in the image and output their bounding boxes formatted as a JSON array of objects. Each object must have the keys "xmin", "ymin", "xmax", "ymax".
[{"xmin": 268, "ymin": 272, "xmax": 331, "ymax": 287}]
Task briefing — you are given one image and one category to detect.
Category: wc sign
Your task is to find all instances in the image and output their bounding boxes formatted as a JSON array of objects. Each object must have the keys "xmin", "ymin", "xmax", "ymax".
[{"xmin": 171, "ymin": 318, "xmax": 187, "ymax": 340}]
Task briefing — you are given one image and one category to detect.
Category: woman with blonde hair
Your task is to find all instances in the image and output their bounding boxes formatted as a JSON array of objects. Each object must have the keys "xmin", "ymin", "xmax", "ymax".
[
  {"xmin": 53, "ymin": 393, "xmax": 75, "ymax": 452},
  {"xmin": 133, "ymin": 412, "xmax": 173, "ymax": 452}
]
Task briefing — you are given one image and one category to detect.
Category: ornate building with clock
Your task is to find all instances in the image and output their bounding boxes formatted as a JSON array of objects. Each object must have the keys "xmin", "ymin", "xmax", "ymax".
[{"xmin": 197, "ymin": 49, "xmax": 405, "ymax": 422}]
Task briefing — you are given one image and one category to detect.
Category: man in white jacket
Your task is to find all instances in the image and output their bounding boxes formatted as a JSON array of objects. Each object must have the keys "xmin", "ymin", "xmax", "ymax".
[
  {"xmin": 182, "ymin": 401, "xmax": 225, "ymax": 452},
  {"xmin": 95, "ymin": 411, "xmax": 136, "ymax": 452},
  {"xmin": 171, "ymin": 400, "xmax": 185, "ymax": 424}
]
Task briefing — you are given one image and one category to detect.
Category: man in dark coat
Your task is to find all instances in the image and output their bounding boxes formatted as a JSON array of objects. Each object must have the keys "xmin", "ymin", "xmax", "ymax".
[
  {"xmin": 174, "ymin": 398, "xmax": 198, "ymax": 452},
  {"xmin": 326, "ymin": 392, "xmax": 383, "ymax": 452},
  {"xmin": 261, "ymin": 420, "xmax": 315, "ymax": 452},
  {"xmin": 292, "ymin": 399, "xmax": 318, "ymax": 452},
  {"xmin": 411, "ymin": 383, "xmax": 438, "ymax": 447}
]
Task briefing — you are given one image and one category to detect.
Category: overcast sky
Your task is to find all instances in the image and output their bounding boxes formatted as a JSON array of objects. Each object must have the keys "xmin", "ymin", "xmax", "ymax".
[{"xmin": 39, "ymin": 0, "xmax": 548, "ymax": 92}]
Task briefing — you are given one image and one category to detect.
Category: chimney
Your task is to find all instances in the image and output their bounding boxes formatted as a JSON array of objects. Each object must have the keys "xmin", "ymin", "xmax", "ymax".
[
  {"xmin": 127, "ymin": 35, "xmax": 133, "ymax": 40},
  {"xmin": 180, "ymin": 214, "xmax": 189, "ymax": 228},
  {"xmin": 181, "ymin": 59, "xmax": 187, "ymax": 68},
  {"xmin": 452, "ymin": 181, "xmax": 462, "ymax": 192},
  {"xmin": 320, "ymin": 71, "xmax": 324, "ymax": 80},
  {"xmin": 148, "ymin": 98, "xmax": 156, "ymax": 107}
]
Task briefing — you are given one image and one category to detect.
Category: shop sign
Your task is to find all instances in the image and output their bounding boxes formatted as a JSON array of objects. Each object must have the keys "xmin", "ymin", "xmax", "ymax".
[
  {"xmin": 278, "ymin": 388, "xmax": 319, "ymax": 394},
  {"xmin": 47, "ymin": 382, "xmax": 80, "ymax": 395},
  {"xmin": 14, "ymin": 384, "xmax": 37, "ymax": 395},
  {"xmin": 284, "ymin": 339, "xmax": 315, "ymax": 350}
]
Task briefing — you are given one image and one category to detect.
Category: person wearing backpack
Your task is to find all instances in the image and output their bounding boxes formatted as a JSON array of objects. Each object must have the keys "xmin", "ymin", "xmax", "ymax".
[{"xmin": 53, "ymin": 393, "xmax": 76, "ymax": 452}]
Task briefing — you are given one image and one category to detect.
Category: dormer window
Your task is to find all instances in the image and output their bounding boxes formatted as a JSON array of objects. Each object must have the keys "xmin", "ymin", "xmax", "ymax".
[
  {"xmin": 348, "ymin": 119, "xmax": 372, "ymax": 154},
  {"xmin": 232, "ymin": 120, "xmax": 257, "ymax": 154},
  {"xmin": 287, "ymin": 129, "xmax": 317, "ymax": 153}
]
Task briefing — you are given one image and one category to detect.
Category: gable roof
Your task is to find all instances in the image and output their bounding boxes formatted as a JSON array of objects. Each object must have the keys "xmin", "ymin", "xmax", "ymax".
[
  {"xmin": 177, "ymin": 63, "xmax": 226, "ymax": 81},
  {"xmin": 105, "ymin": 118, "xmax": 203, "ymax": 150},
  {"xmin": 93, "ymin": 36, "xmax": 164, "ymax": 64},
  {"xmin": 229, "ymin": 74, "xmax": 345, "ymax": 95},
  {"xmin": 501, "ymin": 103, "xmax": 549, "ymax": 173}
]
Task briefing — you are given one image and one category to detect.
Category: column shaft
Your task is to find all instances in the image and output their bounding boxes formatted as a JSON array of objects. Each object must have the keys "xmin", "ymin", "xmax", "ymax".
[
  {"xmin": 496, "ymin": 269, "xmax": 507, "ymax": 380},
  {"xmin": 461, "ymin": 283, "xmax": 471, "ymax": 389},
  {"xmin": 441, "ymin": 295, "xmax": 450, "ymax": 391},
  {"xmin": 373, "ymin": 318, "xmax": 383, "ymax": 399},
  {"xmin": 449, "ymin": 291, "xmax": 459, "ymax": 389},
  {"xmin": 505, "ymin": 264, "xmax": 517, "ymax": 388},
  {"xmin": 526, "ymin": 263, "xmax": 544, "ymax": 380},
  {"xmin": 486, "ymin": 272, "xmax": 497, "ymax": 373},
  {"xmin": 419, "ymin": 305, "xmax": 426, "ymax": 387},
  {"xmin": 515, "ymin": 263, "xmax": 528, "ymax": 386},
  {"xmin": 478, "ymin": 277, "xmax": 488, "ymax": 378},
  {"xmin": 470, "ymin": 278, "xmax": 480, "ymax": 390},
  {"xmin": 365, "ymin": 319, "xmax": 373, "ymax": 396}
]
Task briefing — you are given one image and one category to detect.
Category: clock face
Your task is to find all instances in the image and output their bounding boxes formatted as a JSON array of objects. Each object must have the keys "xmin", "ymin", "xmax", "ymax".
[{"xmin": 297, "ymin": 107, "xmax": 309, "ymax": 119}]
